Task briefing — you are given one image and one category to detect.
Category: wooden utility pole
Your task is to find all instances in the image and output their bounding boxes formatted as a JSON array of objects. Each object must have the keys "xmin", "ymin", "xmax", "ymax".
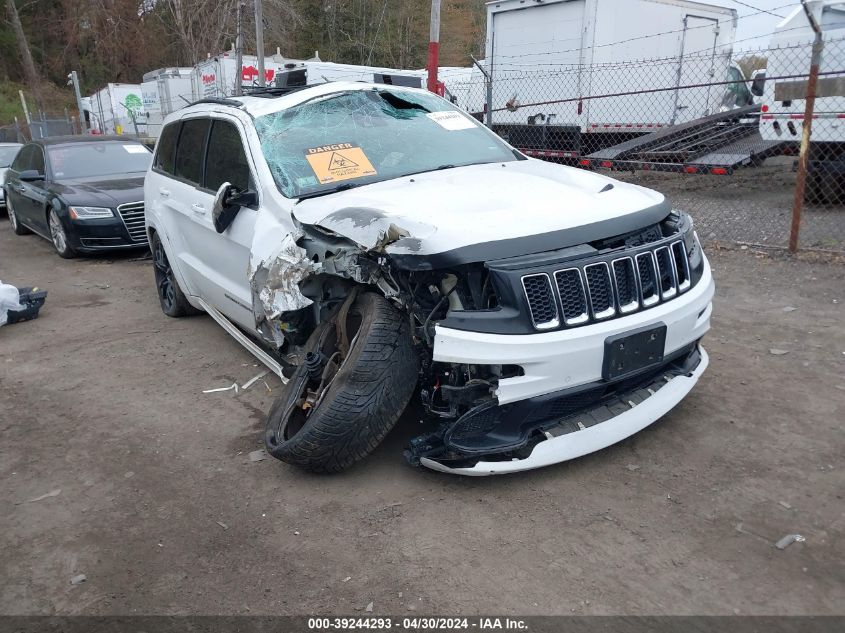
[
  {"xmin": 6, "ymin": 0, "xmax": 43, "ymax": 111},
  {"xmin": 789, "ymin": 0, "xmax": 824, "ymax": 253},
  {"xmin": 426, "ymin": 0, "xmax": 442, "ymax": 94}
]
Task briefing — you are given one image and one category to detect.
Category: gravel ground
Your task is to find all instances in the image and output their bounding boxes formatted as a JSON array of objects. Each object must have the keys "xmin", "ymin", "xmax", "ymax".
[
  {"xmin": 1, "ymin": 218, "xmax": 843, "ymax": 616},
  {"xmin": 614, "ymin": 158, "xmax": 845, "ymax": 252}
]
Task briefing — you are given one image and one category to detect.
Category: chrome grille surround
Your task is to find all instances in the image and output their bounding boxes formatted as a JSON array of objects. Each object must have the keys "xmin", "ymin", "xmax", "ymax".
[{"xmin": 116, "ymin": 201, "xmax": 147, "ymax": 243}]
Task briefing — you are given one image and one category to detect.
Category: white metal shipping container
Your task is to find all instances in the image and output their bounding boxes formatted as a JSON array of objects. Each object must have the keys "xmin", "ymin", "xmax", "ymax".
[
  {"xmin": 759, "ymin": 0, "xmax": 845, "ymax": 143},
  {"xmin": 91, "ymin": 83, "xmax": 146, "ymax": 136},
  {"xmin": 486, "ymin": 0, "xmax": 738, "ymax": 135}
]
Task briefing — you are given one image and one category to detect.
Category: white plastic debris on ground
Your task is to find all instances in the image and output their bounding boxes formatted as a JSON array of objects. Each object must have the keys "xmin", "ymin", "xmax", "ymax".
[{"xmin": 0, "ymin": 281, "xmax": 23, "ymax": 327}]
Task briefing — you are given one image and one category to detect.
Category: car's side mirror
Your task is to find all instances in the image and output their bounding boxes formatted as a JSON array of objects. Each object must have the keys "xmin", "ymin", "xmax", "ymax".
[
  {"xmin": 212, "ymin": 182, "xmax": 258, "ymax": 233},
  {"xmin": 19, "ymin": 170, "xmax": 44, "ymax": 182}
]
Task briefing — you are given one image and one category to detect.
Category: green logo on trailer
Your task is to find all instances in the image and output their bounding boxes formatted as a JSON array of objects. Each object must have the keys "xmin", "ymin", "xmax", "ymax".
[{"xmin": 124, "ymin": 93, "xmax": 142, "ymax": 115}]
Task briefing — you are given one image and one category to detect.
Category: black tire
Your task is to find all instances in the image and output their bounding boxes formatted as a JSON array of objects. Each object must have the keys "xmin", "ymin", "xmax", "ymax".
[
  {"xmin": 265, "ymin": 292, "xmax": 419, "ymax": 473},
  {"xmin": 805, "ymin": 169, "xmax": 845, "ymax": 205},
  {"xmin": 151, "ymin": 232, "xmax": 199, "ymax": 317},
  {"xmin": 48, "ymin": 208, "xmax": 76, "ymax": 258},
  {"xmin": 7, "ymin": 195, "xmax": 32, "ymax": 235}
]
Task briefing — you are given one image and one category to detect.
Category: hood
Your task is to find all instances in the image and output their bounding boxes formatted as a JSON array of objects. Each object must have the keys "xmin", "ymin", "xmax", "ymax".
[
  {"xmin": 293, "ymin": 159, "xmax": 669, "ymax": 267},
  {"xmin": 51, "ymin": 173, "xmax": 146, "ymax": 207}
]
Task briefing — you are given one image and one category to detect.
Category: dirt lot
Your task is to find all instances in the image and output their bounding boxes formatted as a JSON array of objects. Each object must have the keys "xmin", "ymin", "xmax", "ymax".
[{"xmin": 1, "ymin": 218, "xmax": 843, "ymax": 616}]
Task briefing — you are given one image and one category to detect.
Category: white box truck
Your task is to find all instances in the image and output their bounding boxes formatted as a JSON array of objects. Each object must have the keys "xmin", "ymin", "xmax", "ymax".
[
  {"xmin": 192, "ymin": 54, "xmax": 301, "ymax": 99},
  {"xmin": 758, "ymin": 0, "xmax": 845, "ymax": 201},
  {"xmin": 485, "ymin": 0, "xmax": 737, "ymax": 156},
  {"xmin": 303, "ymin": 59, "xmax": 424, "ymax": 87},
  {"xmin": 91, "ymin": 83, "xmax": 146, "ymax": 136},
  {"xmin": 141, "ymin": 68, "xmax": 194, "ymax": 138}
]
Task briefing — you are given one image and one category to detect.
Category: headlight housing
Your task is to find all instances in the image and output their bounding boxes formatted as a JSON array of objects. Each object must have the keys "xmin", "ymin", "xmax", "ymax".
[{"xmin": 68, "ymin": 206, "xmax": 114, "ymax": 219}]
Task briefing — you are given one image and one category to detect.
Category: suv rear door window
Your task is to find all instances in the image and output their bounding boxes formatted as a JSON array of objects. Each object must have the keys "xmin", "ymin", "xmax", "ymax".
[
  {"xmin": 155, "ymin": 122, "xmax": 180, "ymax": 175},
  {"xmin": 173, "ymin": 118, "xmax": 210, "ymax": 185},
  {"xmin": 204, "ymin": 120, "xmax": 250, "ymax": 192}
]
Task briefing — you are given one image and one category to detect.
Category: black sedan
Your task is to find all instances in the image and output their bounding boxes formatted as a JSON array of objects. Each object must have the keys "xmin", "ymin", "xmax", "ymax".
[{"xmin": 3, "ymin": 136, "xmax": 152, "ymax": 258}]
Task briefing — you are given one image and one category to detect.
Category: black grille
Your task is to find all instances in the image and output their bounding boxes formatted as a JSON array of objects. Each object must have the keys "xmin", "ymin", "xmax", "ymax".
[
  {"xmin": 672, "ymin": 241, "xmax": 690, "ymax": 289},
  {"xmin": 637, "ymin": 252, "xmax": 658, "ymax": 300},
  {"xmin": 554, "ymin": 269, "xmax": 588, "ymax": 324},
  {"xmin": 613, "ymin": 258, "xmax": 638, "ymax": 308},
  {"xmin": 117, "ymin": 202, "xmax": 147, "ymax": 243},
  {"xmin": 654, "ymin": 247, "xmax": 675, "ymax": 295},
  {"xmin": 584, "ymin": 263, "xmax": 613, "ymax": 317},
  {"xmin": 521, "ymin": 274, "xmax": 558, "ymax": 328},
  {"xmin": 522, "ymin": 239, "xmax": 691, "ymax": 331}
]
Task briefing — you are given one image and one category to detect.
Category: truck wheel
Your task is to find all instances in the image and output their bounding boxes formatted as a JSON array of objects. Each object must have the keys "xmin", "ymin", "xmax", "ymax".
[
  {"xmin": 804, "ymin": 170, "xmax": 844, "ymax": 205},
  {"xmin": 264, "ymin": 291, "xmax": 419, "ymax": 473},
  {"xmin": 151, "ymin": 232, "xmax": 198, "ymax": 317}
]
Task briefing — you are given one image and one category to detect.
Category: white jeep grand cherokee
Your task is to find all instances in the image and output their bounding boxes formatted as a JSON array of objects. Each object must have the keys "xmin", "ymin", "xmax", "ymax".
[{"xmin": 144, "ymin": 81, "xmax": 713, "ymax": 476}]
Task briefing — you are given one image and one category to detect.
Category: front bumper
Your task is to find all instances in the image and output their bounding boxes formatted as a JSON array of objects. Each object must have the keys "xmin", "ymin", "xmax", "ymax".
[
  {"xmin": 421, "ymin": 346, "xmax": 709, "ymax": 475},
  {"xmin": 419, "ymin": 259, "xmax": 714, "ymax": 475},
  {"xmin": 67, "ymin": 216, "xmax": 148, "ymax": 252}
]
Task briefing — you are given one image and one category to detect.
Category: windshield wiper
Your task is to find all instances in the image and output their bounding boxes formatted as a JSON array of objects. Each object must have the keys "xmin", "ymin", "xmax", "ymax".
[{"xmin": 296, "ymin": 182, "xmax": 360, "ymax": 202}]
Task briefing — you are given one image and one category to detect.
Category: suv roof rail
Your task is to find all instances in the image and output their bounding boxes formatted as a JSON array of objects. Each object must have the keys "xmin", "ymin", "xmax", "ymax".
[
  {"xmin": 241, "ymin": 85, "xmax": 313, "ymax": 99},
  {"xmin": 190, "ymin": 97, "xmax": 243, "ymax": 107}
]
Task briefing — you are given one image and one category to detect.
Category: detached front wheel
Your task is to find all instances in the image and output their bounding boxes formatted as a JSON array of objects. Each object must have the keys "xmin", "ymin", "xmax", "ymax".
[{"xmin": 265, "ymin": 292, "xmax": 419, "ymax": 473}]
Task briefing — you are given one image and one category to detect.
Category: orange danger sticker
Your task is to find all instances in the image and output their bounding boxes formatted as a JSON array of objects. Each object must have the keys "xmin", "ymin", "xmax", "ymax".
[{"xmin": 304, "ymin": 143, "xmax": 376, "ymax": 184}]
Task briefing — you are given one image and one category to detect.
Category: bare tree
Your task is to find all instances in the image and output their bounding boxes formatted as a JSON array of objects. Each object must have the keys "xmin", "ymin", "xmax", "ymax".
[
  {"xmin": 5, "ymin": 0, "xmax": 43, "ymax": 110},
  {"xmin": 158, "ymin": 0, "xmax": 239, "ymax": 63}
]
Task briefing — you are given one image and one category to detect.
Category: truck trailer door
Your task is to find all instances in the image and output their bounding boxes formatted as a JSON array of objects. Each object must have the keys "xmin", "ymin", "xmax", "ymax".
[
  {"xmin": 489, "ymin": 0, "xmax": 586, "ymax": 129},
  {"xmin": 673, "ymin": 15, "xmax": 719, "ymax": 124}
]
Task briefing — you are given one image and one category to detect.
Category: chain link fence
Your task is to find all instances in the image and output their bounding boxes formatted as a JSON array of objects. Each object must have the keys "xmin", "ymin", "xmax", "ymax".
[
  {"xmin": 0, "ymin": 112, "xmax": 79, "ymax": 143},
  {"xmin": 453, "ymin": 36, "xmax": 845, "ymax": 254}
]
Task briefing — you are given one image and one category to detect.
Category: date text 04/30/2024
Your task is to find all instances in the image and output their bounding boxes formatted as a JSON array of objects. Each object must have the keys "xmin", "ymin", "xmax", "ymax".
[{"xmin": 307, "ymin": 617, "xmax": 528, "ymax": 630}]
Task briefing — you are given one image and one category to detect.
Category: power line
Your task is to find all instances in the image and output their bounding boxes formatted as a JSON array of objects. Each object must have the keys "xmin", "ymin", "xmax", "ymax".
[
  {"xmin": 488, "ymin": 2, "xmax": 797, "ymax": 61},
  {"xmin": 726, "ymin": 0, "xmax": 788, "ymax": 19}
]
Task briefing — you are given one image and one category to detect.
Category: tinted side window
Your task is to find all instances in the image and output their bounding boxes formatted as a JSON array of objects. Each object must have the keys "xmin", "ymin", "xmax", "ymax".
[
  {"xmin": 173, "ymin": 118, "xmax": 210, "ymax": 184},
  {"xmin": 204, "ymin": 120, "xmax": 250, "ymax": 192},
  {"xmin": 11, "ymin": 145, "xmax": 33, "ymax": 171},
  {"xmin": 30, "ymin": 147, "xmax": 45, "ymax": 175},
  {"xmin": 155, "ymin": 122, "xmax": 180, "ymax": 175}
]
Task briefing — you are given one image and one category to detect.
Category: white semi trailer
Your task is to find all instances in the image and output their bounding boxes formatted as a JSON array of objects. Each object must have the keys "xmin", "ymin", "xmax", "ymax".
[{"xmin": 484, "ymin": 0, "xmax": 738, "ymax": 157}]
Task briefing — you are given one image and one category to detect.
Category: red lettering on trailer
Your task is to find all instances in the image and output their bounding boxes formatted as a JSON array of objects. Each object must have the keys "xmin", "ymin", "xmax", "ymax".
[{"xmin": 202, "ymin": 74, "xmax": 215, "ymax": 84}]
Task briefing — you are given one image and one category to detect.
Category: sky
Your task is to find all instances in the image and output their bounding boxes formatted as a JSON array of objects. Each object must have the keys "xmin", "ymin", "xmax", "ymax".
[{"xmin": 710, "ymin": 0, "xmax": 804, "ymax": 50}]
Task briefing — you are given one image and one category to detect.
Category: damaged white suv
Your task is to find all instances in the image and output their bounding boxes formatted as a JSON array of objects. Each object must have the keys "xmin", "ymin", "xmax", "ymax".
[{"xmin": 144, "ymin": 82, "xmax": 713, "ymax": 476}]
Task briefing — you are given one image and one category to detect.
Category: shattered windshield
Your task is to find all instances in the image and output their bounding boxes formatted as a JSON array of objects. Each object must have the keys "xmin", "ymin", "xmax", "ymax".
[{"xmin": 254, "ymin": 88, "xmax": 517, "ymax": 198}]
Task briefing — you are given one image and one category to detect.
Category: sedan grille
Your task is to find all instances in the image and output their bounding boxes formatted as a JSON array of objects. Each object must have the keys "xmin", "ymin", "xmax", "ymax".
[
  {"xmin": 117, "ymin": 202, "xmax": 147, "ymax": 243},
  {"xmin": 522, "ymin": 239, "xmax": 692, "ymax": 331}
]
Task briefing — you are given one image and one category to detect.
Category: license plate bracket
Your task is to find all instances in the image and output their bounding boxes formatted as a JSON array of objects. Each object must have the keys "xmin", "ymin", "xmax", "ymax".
[{"xmin": 603, "ymin": 324, "xmax": 667, "ymax": 381}]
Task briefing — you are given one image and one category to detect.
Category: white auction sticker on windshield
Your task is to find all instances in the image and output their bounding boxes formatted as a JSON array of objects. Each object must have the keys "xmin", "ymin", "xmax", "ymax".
[
  {"xmin": 123, "ymin": 144, "xmax": 149, "ymax": 154},
  {"xmin": 426, "ymin": 111, "xmax": 475, "ymax": 131}
]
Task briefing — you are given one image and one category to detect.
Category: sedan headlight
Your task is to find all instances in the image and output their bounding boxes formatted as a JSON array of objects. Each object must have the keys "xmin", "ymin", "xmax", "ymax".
[{"xmin": 69, "ymin": 206, "xmax": 114, "ymax": 219}]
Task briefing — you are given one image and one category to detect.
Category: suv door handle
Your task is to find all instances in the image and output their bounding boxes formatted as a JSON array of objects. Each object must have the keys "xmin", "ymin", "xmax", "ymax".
[
  {"xmin": 191, "ymin": 203, "xmax": 205, "ymax": 215},
  {"xmin": 159, "ymin": 187, "xmax": 171, "ymax": 198}
]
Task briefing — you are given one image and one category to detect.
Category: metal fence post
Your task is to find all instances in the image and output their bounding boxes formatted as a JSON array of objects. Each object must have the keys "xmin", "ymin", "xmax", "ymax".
[
  {"xmin": 790, "ymin": 1, "xmax": 824, "ymax": 253},
  {"xmin": 471, "ymin": 55, "xmax": 493, "ymax": 129}
]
